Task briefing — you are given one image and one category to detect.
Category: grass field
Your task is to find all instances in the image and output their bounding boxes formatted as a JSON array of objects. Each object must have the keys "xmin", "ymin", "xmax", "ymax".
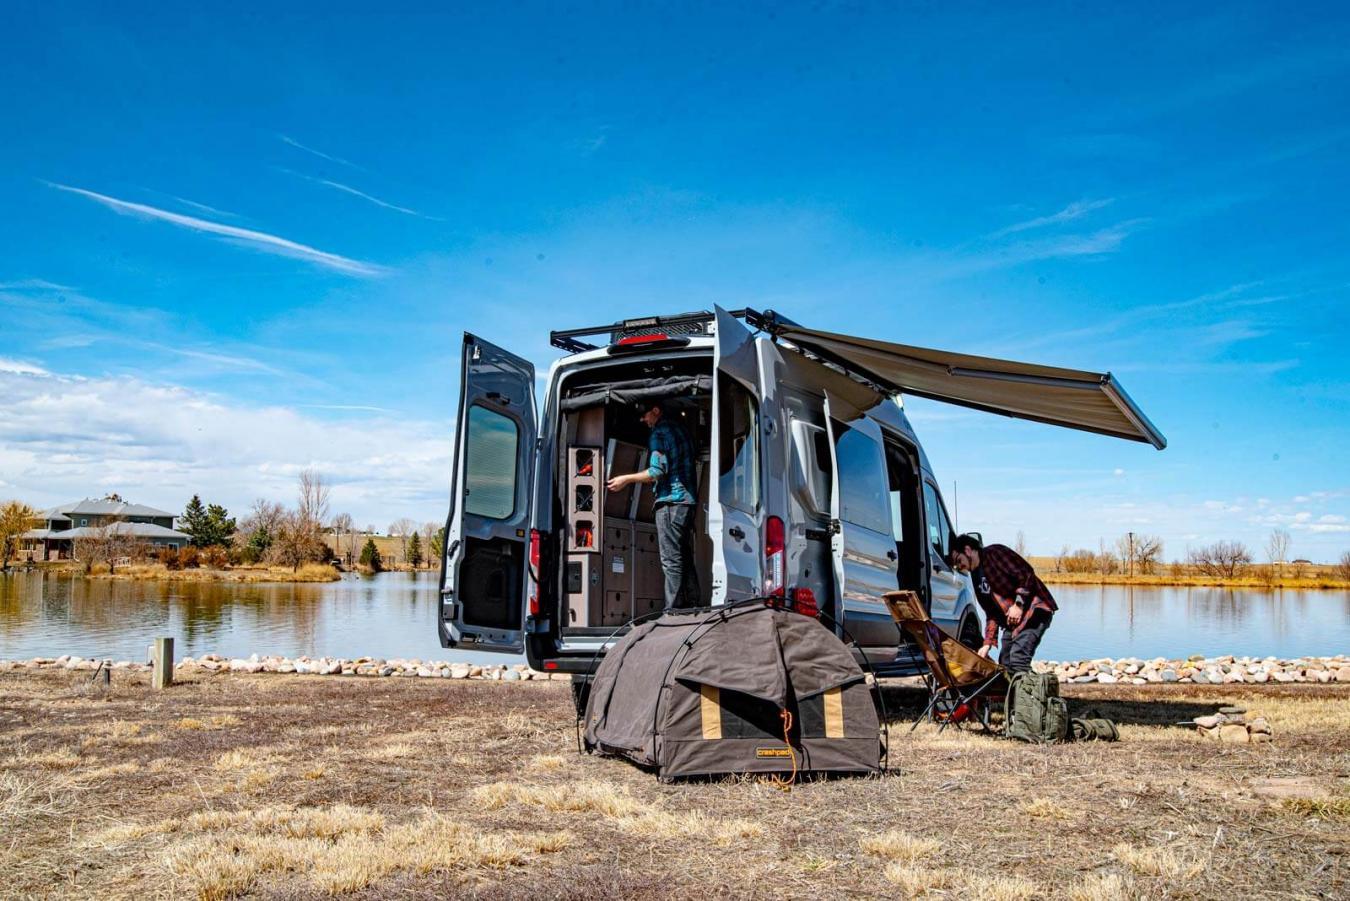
[{"xmin": 2, "ymin": 670, "xmax": 1346, "ymax": 899}]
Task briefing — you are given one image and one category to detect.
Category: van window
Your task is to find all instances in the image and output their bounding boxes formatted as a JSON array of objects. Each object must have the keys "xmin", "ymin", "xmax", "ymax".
[
  {"xmin": 922, "ymin": 482, "xmax": 952, "ymax": 562},
  {"xmin": 464, "ymin": 404, "xmax": 519, "ymax": 519},
  {"xmin": 833, "ymin": 422, "xmax": 890, "ymax": 533},
  {"xmin": 718, "ymin": 374, "xmax": 759, "ymax": 512}
]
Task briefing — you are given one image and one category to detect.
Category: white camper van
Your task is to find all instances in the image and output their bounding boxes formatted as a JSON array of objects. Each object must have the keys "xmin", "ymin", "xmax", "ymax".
[{"xmin": 438, "ymin": 307, "xmax": 1164, "ymax": 678}]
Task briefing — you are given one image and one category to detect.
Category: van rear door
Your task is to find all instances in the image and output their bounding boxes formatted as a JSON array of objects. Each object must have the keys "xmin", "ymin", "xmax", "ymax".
[
  {"xmin": 710, "ymin": 305, "xmax": 763, "ymax": 602},
  {"xmin": 438, "ymin": 333, "xmax": 536, "ymax": 654},
  {"xmin": 822, "ymin": 394, "xmax": 902, "ymax": 652}
]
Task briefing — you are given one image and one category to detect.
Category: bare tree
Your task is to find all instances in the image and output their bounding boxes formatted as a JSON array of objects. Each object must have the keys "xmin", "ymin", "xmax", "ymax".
[
  {"xmin": 1188, "ymin": 541, "xmax": 1252, "ymax": 579},
  {"xmin": 74, "ymin": 517, "xmax": 130, "ymax": 574},
  {"xmin": 271, "ymin": 470, "xmax": 333, "ymax": 571},
  {"xmin": 1339, "ymin": 550, "xmax": 1350, "ymax": 582},
  {"xmin": 1014, "ymin": 530, "xmax": 1027, "ymax": 558},
  {"xmin": 332, "ymin": 512, "xmax": 355, "ymax": 564},
  {"xmin": 0, "ymin": 500, "xmax": 37, "ymax": 569},
  {"xmin": 1266, "ymin": 528, "xmax": 1291, "ymax": 578},
  {"xmin": 1133, "ymin": 535, "xmax": 1163, "ymax": 575},
  {"xmin": 389, "ymin": 518, "xmax": 415, "ymax": 565}
]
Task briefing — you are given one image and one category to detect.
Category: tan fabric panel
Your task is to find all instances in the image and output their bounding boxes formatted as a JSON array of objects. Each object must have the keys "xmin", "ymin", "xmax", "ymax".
[
  {"xmin": 776, "ymin": 325, "xmax": 1165, "ymax": 448},
  {"xmin": 700, "ymin": 685, "xmax": 722, "ymax": 740},
  {"xmin": 823, "ymin": 687, "xmax": 844, "ymax": 738}
]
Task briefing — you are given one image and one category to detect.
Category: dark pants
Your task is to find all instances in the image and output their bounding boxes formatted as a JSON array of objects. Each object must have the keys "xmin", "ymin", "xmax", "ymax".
[
  {"xmin": 655, "ymin": 502, "xmax": 699, "ymax": 610},
  {"xmin": 998, "ymin": 610, "xmax": 1052, "ymax": 673}
]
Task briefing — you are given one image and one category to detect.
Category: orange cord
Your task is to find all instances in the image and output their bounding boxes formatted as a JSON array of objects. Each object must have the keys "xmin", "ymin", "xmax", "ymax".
[{"xmin": 769, "ymin": 708, "xmax": 798, "ymax": 790}]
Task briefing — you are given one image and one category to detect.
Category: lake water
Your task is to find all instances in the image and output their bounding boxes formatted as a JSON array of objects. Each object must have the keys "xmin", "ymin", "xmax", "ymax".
[{"xmin": 1, "ymin": 571, "xmax": 1347, "ymax": 664}]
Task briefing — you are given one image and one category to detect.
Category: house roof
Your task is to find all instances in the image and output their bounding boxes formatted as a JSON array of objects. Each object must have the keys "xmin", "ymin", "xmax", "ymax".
[
  {"xmin": 23, "ymin": 522, "xmax": 189, "ymax": 541},
  {"xmin": 41, "ymin": 498, "xmax": 176, "ymax": 520}
]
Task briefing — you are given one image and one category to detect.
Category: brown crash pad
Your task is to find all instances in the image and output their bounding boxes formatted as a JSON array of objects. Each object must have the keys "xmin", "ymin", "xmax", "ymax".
[{"xmin": 583, "ymin": 604, "xmax": 881, "ymax": 781}]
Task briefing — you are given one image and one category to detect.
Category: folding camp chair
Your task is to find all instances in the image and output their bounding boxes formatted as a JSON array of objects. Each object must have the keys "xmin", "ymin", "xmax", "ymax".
[{"xmin": 884, "ymin": 591, "xmax": 1010, "ymax": 733}]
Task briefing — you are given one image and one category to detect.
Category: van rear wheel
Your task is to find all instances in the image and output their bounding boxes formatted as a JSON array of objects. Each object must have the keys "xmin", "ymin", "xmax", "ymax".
[{"xmin": 571, "ymin": 675, "xmax": 592, "ymax": 716}]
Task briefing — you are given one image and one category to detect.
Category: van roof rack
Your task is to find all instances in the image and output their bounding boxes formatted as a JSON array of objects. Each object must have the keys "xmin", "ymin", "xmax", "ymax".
[{"xmin": 549, "ymin": 308, "xmax": 793, "ymax": 353}]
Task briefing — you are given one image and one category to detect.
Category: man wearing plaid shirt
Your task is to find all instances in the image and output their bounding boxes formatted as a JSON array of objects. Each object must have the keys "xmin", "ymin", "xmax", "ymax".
[
  {"xmin": 949, "ymin": 534, "xmax": 1057, "ymax": 672},
  {"xmin": 607, "ymin": 402, "xmax": 700, "ymax": 609}
]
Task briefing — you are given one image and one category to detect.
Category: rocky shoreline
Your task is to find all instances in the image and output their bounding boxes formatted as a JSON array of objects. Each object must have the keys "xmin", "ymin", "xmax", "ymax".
[{"xmin": 3, "ymin": 653, "xmax": 1348, "ymax": 684}]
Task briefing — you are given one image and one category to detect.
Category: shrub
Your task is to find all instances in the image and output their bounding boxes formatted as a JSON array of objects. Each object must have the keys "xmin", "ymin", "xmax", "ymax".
[
  {"xmin": 176, "ymin": 546, "xmax": 200, "ymax": 570},
  {"xmin": 201, "ymin": 545, "xmax": 230, "ymax": 569},
  {"xmin": 159, "ymin": 547, "xmax": 182, "ymax": 570},
  {"xmin": 1061, "ymin": 550, "xmax": 1099, "ymax": 573},
  {"xmin": 1340, "ymin": 551, "xmax": 1350, "ymax": 582}
]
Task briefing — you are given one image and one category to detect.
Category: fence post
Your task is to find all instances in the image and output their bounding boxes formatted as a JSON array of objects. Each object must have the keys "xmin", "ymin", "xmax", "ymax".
[{"xmin": 152, "ymin": 637, "xmax": 174, "ymax": 689}]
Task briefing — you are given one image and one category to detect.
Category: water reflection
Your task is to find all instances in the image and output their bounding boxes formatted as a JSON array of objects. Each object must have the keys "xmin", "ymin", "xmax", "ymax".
[{"xmin": 1, "ymin": 572, "xmax": 1347, "ymax": 662}]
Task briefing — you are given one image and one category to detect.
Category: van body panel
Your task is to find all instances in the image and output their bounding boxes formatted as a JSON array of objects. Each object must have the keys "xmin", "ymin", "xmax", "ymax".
[
  {"xmin": 439, "ymin": 333, "xmax": 537, "ymax": 654},
  {"xmin": 708, "ymin": 306, "xmax": 762, "ymax": 602},
  {"xmin": 822, "ymin": 394, "xmax": 905, "ymax": 652}
]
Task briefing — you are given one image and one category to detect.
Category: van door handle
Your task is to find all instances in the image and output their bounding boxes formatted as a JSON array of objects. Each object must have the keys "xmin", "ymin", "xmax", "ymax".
[
  {"xmin": 886, "ymin": 550, "xmax": 898, "ymax": 561},
  {"xmin": 728, "ymin": 526, "xmax": 745, "ymax": 541}
]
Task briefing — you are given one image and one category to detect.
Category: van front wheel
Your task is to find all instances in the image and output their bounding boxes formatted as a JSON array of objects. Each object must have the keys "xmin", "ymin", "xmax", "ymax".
[{"xmin": 958, "ymin": 615, "xmax": 983, "ymax": 650}]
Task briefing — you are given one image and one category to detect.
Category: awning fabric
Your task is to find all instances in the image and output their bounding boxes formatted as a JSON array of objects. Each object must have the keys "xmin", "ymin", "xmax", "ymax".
[{"xmin": 774, "ymin": 324, "xmax": 1166, "ymax": 449}]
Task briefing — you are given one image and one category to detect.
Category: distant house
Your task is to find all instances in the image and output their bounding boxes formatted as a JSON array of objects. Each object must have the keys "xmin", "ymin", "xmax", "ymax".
[{"xmin": 20, "ymin": 497, "xmax": 190, "ymax": 561}]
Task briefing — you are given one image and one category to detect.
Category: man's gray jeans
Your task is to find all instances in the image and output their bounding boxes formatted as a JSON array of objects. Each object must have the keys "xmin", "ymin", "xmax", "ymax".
[{"xmin": 655, "ymin": 502, "xmax": 699, "ymax": 610}]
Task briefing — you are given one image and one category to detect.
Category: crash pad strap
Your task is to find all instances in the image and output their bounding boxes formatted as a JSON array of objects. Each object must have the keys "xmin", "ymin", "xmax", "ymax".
[
  {"xmin": 700, "ymin": 685, "xmax": 722, "ymax": 739},
  {"xmin": 823, "ymin": 687, "xmax": 844, "ymax": 738}
]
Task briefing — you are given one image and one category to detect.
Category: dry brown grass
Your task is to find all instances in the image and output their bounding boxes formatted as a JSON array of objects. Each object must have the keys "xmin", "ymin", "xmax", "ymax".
[
  {"xmin": 859, "ymin": 829, "xmax": 941, "ymax": 862},
  {"xmin": 2, "ymin": 668, "xmax": 1346, "ymax": 899},
  {"xmin": 89, "ymin": 563, "xmax": 340, "ymax": 583}
]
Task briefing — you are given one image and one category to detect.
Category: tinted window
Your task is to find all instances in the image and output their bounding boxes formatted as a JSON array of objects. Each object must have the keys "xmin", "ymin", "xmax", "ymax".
[
  {"xmin": 922, "ymin": 482, "xmax": 952, "ymax": 561},
  {"xmin": 718, "ymin": 374, "xmax": 759, "ymax": 512},
  {"xmin": 833, "ymin": 422, "xmax": 890, "ymax": 533},
  {"xmin": 464, "ymin": 404, "xmax": 519, "ymax": 519}
]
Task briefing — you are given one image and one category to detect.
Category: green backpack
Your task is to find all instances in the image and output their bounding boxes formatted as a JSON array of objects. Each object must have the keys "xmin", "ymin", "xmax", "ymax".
[{"xmin": 1005, "ymin": 672, "xmax": 1070, "ymax": 744}]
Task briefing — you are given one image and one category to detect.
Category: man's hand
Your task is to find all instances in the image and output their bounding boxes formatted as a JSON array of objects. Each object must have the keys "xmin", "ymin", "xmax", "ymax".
[
  {"xmin": 1006, "ymin": 602, "xmax": 1023, "ymax": 626},
  {"xmin": 977, "ymin": 645, "xmax": 993, "ymax": 659},
  {"xmin": 606, "ymin": 474, "xmax": 630, "ymax": 492}
]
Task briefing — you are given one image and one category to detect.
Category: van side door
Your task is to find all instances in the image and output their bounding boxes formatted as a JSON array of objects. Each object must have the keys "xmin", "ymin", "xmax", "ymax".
[
  {"xmin": 710, "ymin": 305, "xmax": 763, "ymax": 602},
  {"xmin": 822, "ymin": 395, "xmax": 902, "ymax": 651},
  {"xmin": 921, "ymin": 481, "xmax": 965, "ymax": 627},
  {"xmin": 438, "ymin": 333, "xmax": 537, "ymax": 654}
]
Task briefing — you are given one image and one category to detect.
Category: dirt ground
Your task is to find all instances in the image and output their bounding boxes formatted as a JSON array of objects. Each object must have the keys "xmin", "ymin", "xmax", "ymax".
[{"xmin": 2, "ymin": 670, "xmax": 1347, "ymax": 900}]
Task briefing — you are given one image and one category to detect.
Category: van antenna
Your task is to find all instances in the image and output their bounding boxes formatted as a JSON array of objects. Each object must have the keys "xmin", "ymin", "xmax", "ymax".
[{"xmin": 952, "ymin": 480, "xmax": 958, "ymax": 531}]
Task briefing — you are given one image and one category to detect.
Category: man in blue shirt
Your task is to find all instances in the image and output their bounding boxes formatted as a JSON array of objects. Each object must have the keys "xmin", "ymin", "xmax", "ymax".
[{"xmin": 607, "ymin": 402, "xmax": 700, "ymax": 609}]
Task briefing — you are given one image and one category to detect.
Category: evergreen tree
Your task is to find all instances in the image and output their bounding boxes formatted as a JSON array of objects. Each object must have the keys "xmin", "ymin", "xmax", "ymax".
[
  {"xmin": 180, "ymin": 495, "xmax": 209, "ymax": 546},
  {"xmin": 244, "ymin": 525, "xmax": 272, "ymax": 563},
  {"xmin": 429, "ymin": 526, "xmax": 446, "ymax": 561},
  {"xmin": 203, "ymin": 503, "xmax": 236, "ymax": 547},
  {"xmin": 359, "ymin": 538, "xmax": 384, "ymax": 572},
  {"xmin": 407, "ymin": 531, "xmax": 423, "ymax": 567}
]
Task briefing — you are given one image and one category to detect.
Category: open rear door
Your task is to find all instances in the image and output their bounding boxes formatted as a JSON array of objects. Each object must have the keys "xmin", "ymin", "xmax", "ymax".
[
  {"xmin": 438, "ymin": 334, "xmax": 536, "ymax": 654},
  {"xmin": 709, "ymin": 305, "xmax": 763, "ymax": 603}
]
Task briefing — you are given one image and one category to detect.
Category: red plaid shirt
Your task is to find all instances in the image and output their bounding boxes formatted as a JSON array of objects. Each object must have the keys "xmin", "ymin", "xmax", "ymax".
[{"xmin": 972, "ymin": 544, "xmax": 1057, "ymax": 647}]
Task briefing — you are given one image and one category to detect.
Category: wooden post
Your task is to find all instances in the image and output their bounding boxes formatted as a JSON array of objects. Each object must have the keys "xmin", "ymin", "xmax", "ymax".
[{"xmin": 152, "ymin": 637, "xmax": 173, "ymax": 689}]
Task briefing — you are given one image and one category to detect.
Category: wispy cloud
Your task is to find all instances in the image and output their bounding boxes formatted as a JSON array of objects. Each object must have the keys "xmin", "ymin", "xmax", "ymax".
[
  {"xmin": 280, "ymin": 168, "xmax": 440, "ymax": 220},
  {"xmin": 146, "ymin": 344, "xmax": 286, "ymax": 376},
  {"xmin": 47, "ymin": 183, "xmax": 386, "ymax": 276},
  {"xmin": 988, "ymin": 198, "xmax": 1114, "ymax": 238},
  {"xmin": 279, "ymin": 135, "xmax": 365, "ymax": 171},
  {"xmin": 0, "ymin": 358, "xmax": 49, "ymax": 376},
  {"xmin": 0, "ymin": 278, "xmax": 74, "ymax": 292}
]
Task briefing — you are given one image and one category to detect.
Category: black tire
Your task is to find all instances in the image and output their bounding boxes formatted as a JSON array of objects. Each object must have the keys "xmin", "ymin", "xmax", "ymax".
[
  {"xmin": 571, "ymin": 675, "xmax": 592, "ymax": 716},
  {"xmin": 958, "ymin": 615, "xmax": 983, "ymax": 650}
]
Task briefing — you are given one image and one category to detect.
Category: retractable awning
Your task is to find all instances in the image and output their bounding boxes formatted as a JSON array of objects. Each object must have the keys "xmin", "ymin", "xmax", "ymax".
[{"xmin": 771, "ymin": 323, "xmax": 1166, "ymax": 449}]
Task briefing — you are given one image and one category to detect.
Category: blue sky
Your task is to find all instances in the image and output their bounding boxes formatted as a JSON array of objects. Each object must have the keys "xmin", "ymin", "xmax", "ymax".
[{"xmin": 2, "ymin": 2, "xmax": 1347, "ymax": 559}]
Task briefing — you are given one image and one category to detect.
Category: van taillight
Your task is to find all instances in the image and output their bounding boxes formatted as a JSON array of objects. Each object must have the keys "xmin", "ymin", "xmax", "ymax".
[
  {"xmin": 764, "ymin": 516, "xmax": 785, "ymax": 598},
  {"xmin": 528, "ymin": 529, "xmax": 541, "ymax": 616},
  {"xmin": 791, "ymin": 587, "xmax": 818, "ymax": 618}
]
